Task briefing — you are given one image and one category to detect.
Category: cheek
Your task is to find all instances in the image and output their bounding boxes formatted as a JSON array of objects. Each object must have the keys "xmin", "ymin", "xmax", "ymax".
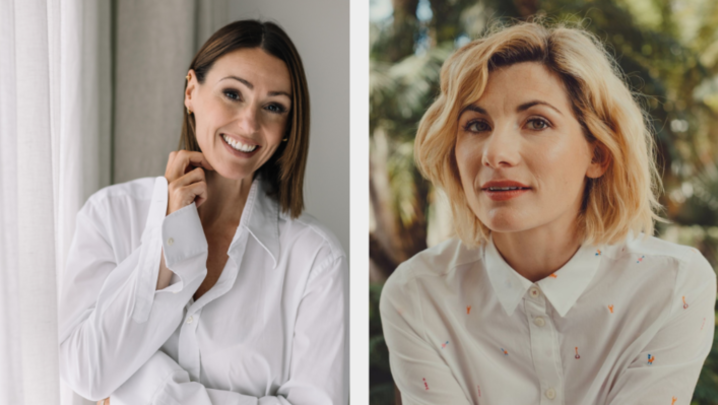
[
  {"xmin": 531, "ymin": 135, "xmax": 590, "ymax": 195},
  {"xmin": 454, "ymin": 136, "xmax": 481, "ymax": 188},
  {"xmin": 196, "ymin": 104, "xmax": 230, "ymax": 144}
]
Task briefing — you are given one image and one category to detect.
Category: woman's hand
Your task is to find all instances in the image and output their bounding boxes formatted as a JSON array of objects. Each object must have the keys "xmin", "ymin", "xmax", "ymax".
[
  {"xmin": 157, "ymin": 150, "xmax": 214, "ymax": 290},
  {"xmin": 97, "ymin": 399, "xmax": 109, "ymax": 405},
  {"xmin": 164, "ymin": 150, "xmax": 214, "ymax": 215}
]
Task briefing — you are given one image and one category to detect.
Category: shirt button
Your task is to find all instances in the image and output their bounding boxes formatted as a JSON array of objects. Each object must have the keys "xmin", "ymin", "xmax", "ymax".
[
  {"xmin": 545, "ymin": 388, "xmax": 556, "ymax": 400},
  {"xmin": 534, "ymin": 317, "xmax": 546, "ymax": 327},
  {"xmin": 529, "ymin": 286, "xmax": 540, "ymax": 298},
  {"xmin": 167, "ymin": 237, "xmax": 174, "ymax": 246},
  {"xmin": 186, "ymin": 316, "xmax": 194, "ymax": 324}
]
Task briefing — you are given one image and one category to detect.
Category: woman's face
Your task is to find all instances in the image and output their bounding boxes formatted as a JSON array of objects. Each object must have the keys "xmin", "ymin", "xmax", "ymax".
[
  {"xmin": 455, "ymin": 62, "xmax": 606, "ymax": 236},
  {"xmin": 184, "ymin": 47, "xmax": 291, "ymax": 181}
]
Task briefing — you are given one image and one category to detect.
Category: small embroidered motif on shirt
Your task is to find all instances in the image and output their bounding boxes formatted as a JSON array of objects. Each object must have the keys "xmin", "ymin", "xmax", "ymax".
[
  {"xmin": 647, "ymin": 354, "xmax": 655, "ymax": 365},
  {"xmin": 608, "ymin": 305, "xmax": 614, "ymax": 313},
  {"xmin": 422, "ymin": 377, "xmax": 429, "ymax": 390},
  {"xmin": 671, "ymin": 396, "xmax": 677, "ymax": 405},
  {"xmin": 682, "ymin": 296, "xmax": 689, "ymax": 309},
  {"xmin": 441, "ymin": 341, "xmax": 449, "ymax": 349},
  {"xmin": 636, "ymin": 255, "xmax": 645, "ymax": 264},
  {"xmin": 467, "ymin": 305, "xmax": 472, "ymax": 314},
  {"xmin": 595, "ymin": 249, "xmax": 601, "ymax": 256},
  {"xmin": 477, "ymin": 385, "xmax": 482, "ymax": 397},
  {"xmin": 549, "ymin": 273, "xmax": 557, "ymax": 278},
  {"xmin": 501, "ymin": 348, "xmax": 508, "ymax": 356},
  {"xmin": 575, "ymin": 347, "xmax": 581, "ymax": 359}
]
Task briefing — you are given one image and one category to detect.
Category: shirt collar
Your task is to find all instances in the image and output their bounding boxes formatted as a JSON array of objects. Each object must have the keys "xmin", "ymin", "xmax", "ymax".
[
  {"xmin": 484, "ymin": 235, "xmax": 602, "ymax": 317},
  {"xmin": 231, "ymin": 177, "xmax": 280, "ymax": 268}
]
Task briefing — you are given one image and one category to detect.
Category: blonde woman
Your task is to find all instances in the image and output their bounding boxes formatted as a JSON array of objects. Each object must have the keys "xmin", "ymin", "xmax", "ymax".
[{"xmin": 380, "ymin": 22, "xmax": 715, "ymax": 405}]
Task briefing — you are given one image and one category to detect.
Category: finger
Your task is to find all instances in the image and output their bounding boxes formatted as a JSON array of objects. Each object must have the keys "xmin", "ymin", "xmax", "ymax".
[
  {"xmin": 169, "ymin": 151, "xmax": 214, "ymax": 180},
  {"xmin": 164, "ymin": 151, "xmax": 178, "ymax": 178},
  {"xmin": 178, "ymin": 181, "xmax": 207, "ymax": 208},
  {"xmin": 171, "ymin": 167, "xmax": 205, "ymax": 190}
]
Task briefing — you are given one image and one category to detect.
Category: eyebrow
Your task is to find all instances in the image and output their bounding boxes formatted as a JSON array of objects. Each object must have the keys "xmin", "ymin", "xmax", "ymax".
[
  {"xmin": 517, "ymin": 100, "xmax": 563, "ymax": 116},
  {"xmin": 461, "ymin": 100, "xmax": 563, "ymax": 116},
  {"xmin": 220, "ymin": 75, "xmax": 291, "ymax": 98}
]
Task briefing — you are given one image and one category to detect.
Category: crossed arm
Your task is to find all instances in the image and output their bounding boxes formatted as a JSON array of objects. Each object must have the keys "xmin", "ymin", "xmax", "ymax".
[{"xmin": 60, "ymin": 181, "xmax": 347, "ymax": 404}]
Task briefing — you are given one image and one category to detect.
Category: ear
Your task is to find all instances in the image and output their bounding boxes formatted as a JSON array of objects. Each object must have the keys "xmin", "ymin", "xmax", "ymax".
[
  {"xmin": 587, "ymin": 142, "xmax": 610, "ymax": 179},
  {"xmin": 184, "ymin": 69, "xmax": 197, "ymax": 112}
]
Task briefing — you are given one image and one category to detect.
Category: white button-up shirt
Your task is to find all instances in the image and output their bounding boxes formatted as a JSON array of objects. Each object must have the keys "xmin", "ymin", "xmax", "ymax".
[
  {"xmin": 380, "ymin": 235, "xmax": 716, "ymax": 405},
  {"xmin": 59, "ymin": 176, "xmax": 347, "ymax": 405}
]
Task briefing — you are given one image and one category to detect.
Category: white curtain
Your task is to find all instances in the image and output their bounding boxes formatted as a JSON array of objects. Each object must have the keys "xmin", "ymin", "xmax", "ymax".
[
  {"xmin": 0, "ymin": 0, "xmax": 63, "ymax": 404},
  {"xmin": 0, "ymin": 1, "xmax": 227, "ymax": 404},
  {"xmin": 0, "ymin": 0, "xmax": 112, "ymax": 403}
]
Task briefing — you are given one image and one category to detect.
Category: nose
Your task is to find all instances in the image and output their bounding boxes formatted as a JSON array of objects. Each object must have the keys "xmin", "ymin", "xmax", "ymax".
[
  {"xmin": 236, "ymin": 104, "xmax": 260, "ymax": 135},
  {"xmin": 481, "ymin": 125, "xmax": 521, "ymax": 169}
]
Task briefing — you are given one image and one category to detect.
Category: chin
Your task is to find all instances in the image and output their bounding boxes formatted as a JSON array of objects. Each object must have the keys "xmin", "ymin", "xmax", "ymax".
[
  {"xmin": 212, "ymin": 162, "xmax": 255, "ymax": 181},
  {"xmin": 480, "ymin": 207, "xmax": 532, "ymax": 234}
]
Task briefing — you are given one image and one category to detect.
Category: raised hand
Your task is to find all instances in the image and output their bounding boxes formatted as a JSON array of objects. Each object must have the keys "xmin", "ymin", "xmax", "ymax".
[{"xmin": 164, "ymin": 150, "xmax": 214, "ymax": 215}]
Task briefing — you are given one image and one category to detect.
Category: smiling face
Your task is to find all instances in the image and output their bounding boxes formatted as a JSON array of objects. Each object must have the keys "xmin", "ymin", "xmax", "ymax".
[
  {"xmin": 455, "ymin": 62, "xmax": 606, "ymax": 237},
  {"xmin": 184, "ymin": 47, "xmax": 292, "ymax": 181}
]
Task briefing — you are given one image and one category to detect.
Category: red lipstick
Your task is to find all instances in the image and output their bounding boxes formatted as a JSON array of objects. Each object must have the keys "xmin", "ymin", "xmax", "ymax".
[{"xmin": 480, "ymin": 180, "xmax": 531, "ymax": 201}]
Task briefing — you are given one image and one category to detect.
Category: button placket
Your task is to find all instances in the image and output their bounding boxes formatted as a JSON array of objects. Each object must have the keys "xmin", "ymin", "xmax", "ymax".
[
  {"xmin": 525, "ymin": 286, "xmax": 563, "ymax": 404},
  {"xmin": 178, "ymin": 307, "xmax": 202, "ymax": 381}
]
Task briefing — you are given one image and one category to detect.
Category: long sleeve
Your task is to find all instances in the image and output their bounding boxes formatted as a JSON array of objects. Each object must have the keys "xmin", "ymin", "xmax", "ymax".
[
  {"xmin": 111, "ymin": 254, "xmax": 348, "ymax": 405},
  {"xmin": 58, "ymin": 177, "xmax": 209, "ymax": 401},
  {"xmin": 606, "ymin": 249, "xmax": 717, "ymax": 405},
  {"xmin": 380, "ymin": 268, "xmax": 471, "ymax": 405}
]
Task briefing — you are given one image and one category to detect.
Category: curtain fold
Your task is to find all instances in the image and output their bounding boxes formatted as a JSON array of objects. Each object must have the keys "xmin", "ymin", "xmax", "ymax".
[
  {"xmin": 1, "ymin": 1, "xmax": 227, "ymax": 404},
  {"xmin": 0, "ymin": 0, "xmax": 61, "ymax": 404}
]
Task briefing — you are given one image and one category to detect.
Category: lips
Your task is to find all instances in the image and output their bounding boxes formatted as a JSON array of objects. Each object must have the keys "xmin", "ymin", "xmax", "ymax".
[{"xmin": 480, "ymin": 180, "xmax": 531, "ymax": 201}]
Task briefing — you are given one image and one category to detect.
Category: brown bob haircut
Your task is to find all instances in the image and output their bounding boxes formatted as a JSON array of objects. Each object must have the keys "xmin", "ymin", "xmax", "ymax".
[{"xmin": 179, "ymin": 20, "xmax": 310, "ymax": 218}]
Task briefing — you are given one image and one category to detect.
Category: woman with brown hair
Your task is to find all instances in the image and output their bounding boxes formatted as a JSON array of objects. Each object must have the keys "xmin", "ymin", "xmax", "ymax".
[{"xmin": 58, "ymin": 20, "xmax": 347, "ymax": 405}]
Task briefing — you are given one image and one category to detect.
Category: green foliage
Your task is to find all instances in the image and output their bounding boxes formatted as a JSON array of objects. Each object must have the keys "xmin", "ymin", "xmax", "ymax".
[
  {"xmin": 370, "ymin": 283, "xmax": 395, "ymax": 405},
  {"xmin": 370, "ymin": 0, "xmax": 718, "ymax": 402}
]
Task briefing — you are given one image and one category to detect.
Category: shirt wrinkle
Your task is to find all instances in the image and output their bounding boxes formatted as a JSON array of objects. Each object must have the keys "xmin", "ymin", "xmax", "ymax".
[
  {"xmin": 381, "ymin": 234, "xmax": 716, "ymax": 405},
  {"xmin": 59, "ymin": 175, "xmax": 348, "ymax": 404}
]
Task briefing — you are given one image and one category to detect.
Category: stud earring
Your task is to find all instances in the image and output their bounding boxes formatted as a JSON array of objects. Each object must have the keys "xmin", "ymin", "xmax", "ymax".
[
  {"xmin": 186, "ymin": 107, "xmax": 192, "ymax": 115},
  {"xmin": 186, "ymin": 74, "xmax": 190, "ymax": 81},
  {"xmin": 282, "ymin": 138, "xmax": 288, "ymax": 142}
]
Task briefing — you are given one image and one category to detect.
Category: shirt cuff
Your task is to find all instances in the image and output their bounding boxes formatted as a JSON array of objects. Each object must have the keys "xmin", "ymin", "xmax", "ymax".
[
  {"xmin": 133, "ymin": 176, "xmax": 170, "ymax": 322},
  {"xmin": 132, "ymin": 177, "xmax": 208, "ymax": 321},
  {"xmin": 162, "ymin": 201, "xmax": 208, "ymax": 266}
]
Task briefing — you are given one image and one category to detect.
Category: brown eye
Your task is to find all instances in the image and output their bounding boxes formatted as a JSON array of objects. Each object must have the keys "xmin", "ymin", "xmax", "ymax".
[
  {"xmin": 465, "ymin": 120, "xmax": 490, "ymax": 132},
  {"xmin": 526, "ymin": 118, "xmax": 549, "ymax": 130},
  {"xmin": 265, "ymin": 103, "xmax": 287, "ymax": 114},
  {"xmin": 223, "ymin": 89, "xmax": 241, "ymax": 101}
]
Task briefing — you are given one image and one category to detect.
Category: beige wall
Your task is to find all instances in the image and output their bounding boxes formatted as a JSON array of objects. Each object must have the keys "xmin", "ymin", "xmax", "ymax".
[{"xmin": 112, "ymin": 0, "xmax": 350, "ymax": 253}]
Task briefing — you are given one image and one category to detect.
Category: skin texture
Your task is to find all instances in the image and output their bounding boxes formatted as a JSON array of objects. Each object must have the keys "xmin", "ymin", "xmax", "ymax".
[
  {"xmin": 455, "ymin": 62, "xmax": 608, "ymax": 282},
  {"xmin": 156, "ymin": 48, "xmax": 292, "ymax": 299}
]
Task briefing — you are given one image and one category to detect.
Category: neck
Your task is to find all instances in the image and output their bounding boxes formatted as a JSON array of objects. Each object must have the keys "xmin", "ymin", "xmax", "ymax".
[
  {"xmin": 492, "ymin": 218, "xmax": 583, "ymax": 283},
  {"xmin": 197, "ymin": 171, "xmax": 253, "ymax": 230}
]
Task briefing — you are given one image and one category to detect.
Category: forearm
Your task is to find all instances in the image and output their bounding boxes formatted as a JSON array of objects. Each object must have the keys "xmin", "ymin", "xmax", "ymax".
[
  {"xmin": 112, "ymin": 351, "xmax": 325, "ymax": 405},
  {"xmin": 156, "ymin": 250, "xmax": 174, "ymax": 290}
]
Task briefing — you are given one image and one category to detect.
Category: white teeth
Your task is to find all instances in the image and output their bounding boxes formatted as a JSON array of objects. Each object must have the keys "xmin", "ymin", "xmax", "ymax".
[
  {"xmin": 222, "ymin": 134, "xmax": 257, "ymax": 152},
  {"xmin": 488, "ymin": 187, "xmax": 523, "ymax": 191}
]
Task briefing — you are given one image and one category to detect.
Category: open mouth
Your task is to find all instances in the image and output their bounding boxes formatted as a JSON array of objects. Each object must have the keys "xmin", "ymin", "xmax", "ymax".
[{"xmin": 222, "ymin": 134, "xmax": 258, "ymax": 153}]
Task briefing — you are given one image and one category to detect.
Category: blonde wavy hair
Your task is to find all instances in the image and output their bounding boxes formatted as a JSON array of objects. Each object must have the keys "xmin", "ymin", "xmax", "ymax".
[{"xmin": 414, "ymin": 21, "xmax": 664, "ymax": 247}]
